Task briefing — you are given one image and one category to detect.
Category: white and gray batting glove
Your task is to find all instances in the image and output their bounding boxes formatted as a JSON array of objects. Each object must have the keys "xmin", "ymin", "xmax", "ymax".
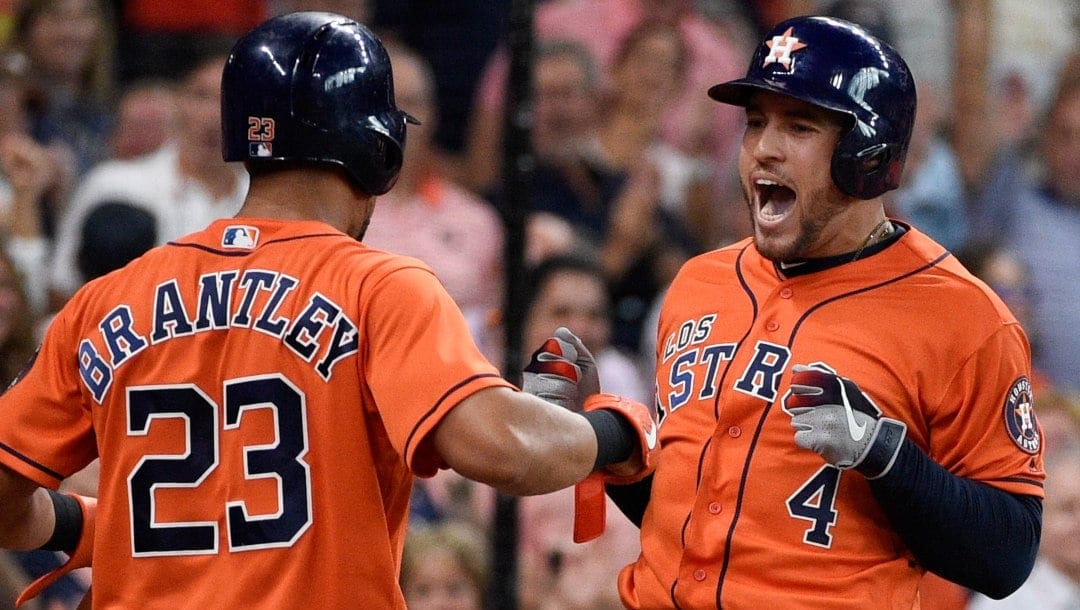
[
  {"xmin": 522, "ymin": 327, "xmax": 601, "ymax": 412},
  {"xmin": 786, "ymin": 364, "xmax": 907, "ymax": 479}
]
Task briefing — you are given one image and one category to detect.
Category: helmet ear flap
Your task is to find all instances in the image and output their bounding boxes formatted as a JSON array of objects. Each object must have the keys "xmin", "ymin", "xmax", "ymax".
[
  {"xmin": 348, "ymin": 129, "xmax": 405, "ymax": 195},
  {"xmin": 832, "ymin": 138, "xmax": 905, "ymax": 199}
]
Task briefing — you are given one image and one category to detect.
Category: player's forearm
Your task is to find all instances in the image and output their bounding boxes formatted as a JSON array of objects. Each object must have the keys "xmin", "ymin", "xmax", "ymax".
[
  {"xmin": 436, "ymin": 387, "xmax": 597, "ymax": 496},
  {"xmin": 0, "ymin": 468, "xmax": 55, "ymax": 550},
  {"xmin": 868, "ymin": 440, "xmax": 1041, "ymax": 599}
]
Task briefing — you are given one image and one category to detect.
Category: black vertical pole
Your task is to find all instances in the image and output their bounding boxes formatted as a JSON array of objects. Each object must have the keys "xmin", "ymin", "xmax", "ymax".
[{"xmin": 487, "ymin": 0, "xmax": 534, "ymax": 608}]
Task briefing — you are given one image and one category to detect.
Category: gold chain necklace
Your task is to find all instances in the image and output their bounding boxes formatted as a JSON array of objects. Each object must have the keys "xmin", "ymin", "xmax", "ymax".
[{"xmin": 850, "ymin": 218, "xmax": 894, "ymax": 262}]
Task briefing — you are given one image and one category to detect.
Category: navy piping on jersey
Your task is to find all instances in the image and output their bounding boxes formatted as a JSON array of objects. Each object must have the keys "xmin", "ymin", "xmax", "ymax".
[
  {"xmin": 403, "ymin": 373, "xmax": 505, "ymax": 463},
  {"xmin": 165, "ymin": 232, "xmax": 344, "ymax": 256},
  {"xmin": 713, "ymin": 235, "xmax": 946, "ymax": 608},
  {"xmin": 0, "ymin": 440, "xmax": 65, "ymax": 482},
  {"xmin": 996, "ymin": 475, "xmax": 1044, "ymax": 488}
]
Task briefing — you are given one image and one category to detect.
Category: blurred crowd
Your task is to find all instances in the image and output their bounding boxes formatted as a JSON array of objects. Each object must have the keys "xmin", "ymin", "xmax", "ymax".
[{"xmin": 0, "ymin": 0, "xmax": 1076, "ymax": 609}]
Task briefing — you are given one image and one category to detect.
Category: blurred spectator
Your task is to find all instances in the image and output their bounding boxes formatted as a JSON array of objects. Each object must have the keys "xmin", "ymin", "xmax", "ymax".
[
  {"xmin": 951, "ymin": 0, "xmax": 1080, "ymax": 393},
  {"xmin": 0, "ymin": 242, "xmax": 37, "ymax": 385},
  {"xmin": 466, "ymin": 0, "xmax": 747, "ymax": 196},
  {"xmin": 108, "ymin": 79, "xmax": 177, "ymax": 160},
  {"xmin": 372, "ymin": 0, "xmax": 505, "ymax": 175},
  {"xmin": 509, "ymin": 38, "xmax": 610, "ymax": 235},
  {"xmin": 590, "ymin": 22, "xmax": 711, "ymax": 351},
  {"xmin": 480, "ymin": 36, "xmax": 699, "ymax": 353},
  {"xmin": 113, "ymin": 0, "xmax": 265, "ymax": 85},
  {"xmin": 8, "ymin": 0, "xmax": 115, "ymax": 179},
  {"xmin": 955, "ymin": 240, "xmax": 1043, "ymax": 369},
  {"xmin": 887, "ymin": 81, "xmax": 967, "ymax": 252},
  {"xmin": 401, "ymin": 520, "xmax": 488, "ymax": 610},
  {"xmin": 362, "ymin": 43, "xmax": 505, "ymax": 361},
  {"xmin": 1034, "ymin": 389, "xmax": 1080, "ymax": 456},
  {"xmin": 0, "ymin": 61, "xmax": 64, "ymax": 314},
  {"xmin": 47, "ymin": 47, "xmax": 246, "ymax": 309},
  {"xmin": 968, "ymin": 400, "xmax": 1080, "ymax": 609},
  {"xmin": 596, "ymin": 23, "xmax": 715, "ymax": 248},
  {"xmin": 75, "ymin": 200, "xmax": 156, "ymax": 282}
]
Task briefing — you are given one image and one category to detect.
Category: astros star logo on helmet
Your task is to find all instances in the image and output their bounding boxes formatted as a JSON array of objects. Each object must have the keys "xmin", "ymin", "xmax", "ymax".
[{"xmin": 763, "ymin": 27, "xmax": 807, "ymax": 72}]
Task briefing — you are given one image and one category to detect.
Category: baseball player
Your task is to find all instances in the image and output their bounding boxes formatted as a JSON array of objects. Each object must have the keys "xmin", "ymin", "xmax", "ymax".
[
  {"xmin": 528, "ymin": 15, "xmax": 1044, "ymax": 609},
  {"xmin": 0, "ymin": 12, "xmax": 655, "ymax": 609}
]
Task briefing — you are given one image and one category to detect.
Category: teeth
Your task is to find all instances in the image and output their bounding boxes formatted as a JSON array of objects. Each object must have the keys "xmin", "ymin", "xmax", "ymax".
[{"xmin": 755, "ymin": 179, "xmax": 779, "ymax": 186}]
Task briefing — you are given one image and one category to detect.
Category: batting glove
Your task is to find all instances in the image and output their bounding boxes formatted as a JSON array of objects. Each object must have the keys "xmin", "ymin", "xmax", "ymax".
[
  {"xmin": 17, "ymin": 494, "xmax": 96, "ymax": 608},
  {"xmin": 786, "ymin": 364, "xmax": 906, "ymax": 479},
  {"xmin": 523, "ymin": 328, "xmax": 657, "ymax": 542},
  {"xmin": 522, "ymin": 326, "xmax": 601, "ymax": 412}
]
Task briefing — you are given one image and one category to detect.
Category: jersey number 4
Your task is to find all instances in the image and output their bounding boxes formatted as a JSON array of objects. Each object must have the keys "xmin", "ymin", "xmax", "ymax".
[
  {"xmin": 127, "ymin": 374, "xmax": 312, "ymax": 556},
  {"xmin": 786, "ymin": 465, "xmax": 841, "ymax": 548}
]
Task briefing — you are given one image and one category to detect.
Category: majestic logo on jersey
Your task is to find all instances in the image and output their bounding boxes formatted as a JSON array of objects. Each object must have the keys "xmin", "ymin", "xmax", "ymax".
[
  {"xmin": 222, "ymin": 226, "xmax": 260, "ymax": 249},
  {"xmin": 763, "ymin": 27, "xmax": 807, "ymax": 72},
  {"xmin": 1003, "ymin": 376, "xmax": 1039, "ymax": 454}
]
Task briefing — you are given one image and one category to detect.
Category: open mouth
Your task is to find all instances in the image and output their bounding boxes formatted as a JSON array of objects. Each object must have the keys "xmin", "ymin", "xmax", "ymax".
[{"xmin": 754, "ymin": 178, "xmax": 797, "ymax": 224}]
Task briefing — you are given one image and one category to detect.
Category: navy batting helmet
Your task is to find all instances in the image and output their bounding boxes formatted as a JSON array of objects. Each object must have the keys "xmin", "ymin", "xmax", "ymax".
[
  {"xmin": 221, "ymin": 11, "xmax": 419, "ymax": 195},
  {"xmin": 708, "ymin": 16, "xmax": 916, "ymax": 200}
]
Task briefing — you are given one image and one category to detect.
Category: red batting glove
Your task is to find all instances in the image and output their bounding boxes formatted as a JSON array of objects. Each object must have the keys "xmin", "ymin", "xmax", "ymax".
[
  {"xmin": 17, "ymin": 495, "xmax": 96, "ymax": 608},
  {"xmin": 574, "ymin": 393, "xmax": 657, "ymax": 543}
]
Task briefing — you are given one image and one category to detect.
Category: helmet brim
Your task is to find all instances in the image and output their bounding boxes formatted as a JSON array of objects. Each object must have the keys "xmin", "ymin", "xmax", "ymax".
[{"xmin": 709, "ymin": 78, "xmax": 852, "ymax": 117}]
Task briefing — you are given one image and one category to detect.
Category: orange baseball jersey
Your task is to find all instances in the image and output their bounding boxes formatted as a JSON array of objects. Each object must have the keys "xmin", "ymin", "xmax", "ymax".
[
  {"xmin": 622, "ymin": 225, "xmax": 1045, "ymax": 609},
  {"xmin": 0, "ymin": 218, "xmax": 513, "ymax": 608}
]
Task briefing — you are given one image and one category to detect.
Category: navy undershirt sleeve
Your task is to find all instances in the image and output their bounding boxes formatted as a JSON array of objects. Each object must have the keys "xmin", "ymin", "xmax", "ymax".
[
  {"xmin": 605, "ymin": 475, "xmax": 652, "ymax": 527},
  {"xmin": 869, "ymin": 440, "xmax": 1042, "ymax": 599}
]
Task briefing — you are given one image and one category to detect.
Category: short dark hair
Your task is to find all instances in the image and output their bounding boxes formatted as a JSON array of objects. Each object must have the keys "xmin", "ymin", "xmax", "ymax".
[
  {"xmin": 524, "ymin": 253, "xmax": 611, "ymax": 318},
  {"xmin": 76, "ymin": 201, "xmax": 157, "ymax": 282}
]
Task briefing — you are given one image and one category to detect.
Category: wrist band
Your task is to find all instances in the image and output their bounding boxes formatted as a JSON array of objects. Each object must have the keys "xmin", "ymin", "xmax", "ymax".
[
  {"xmin": 856, "ymin": 418, "xmax": 907, "ymax": 480},
  {"xmin": 41, "ymin": 490, "xmax": 83, "ymax": 554},
  {"xmin": 583, "ymin": 409, "xmax": 636, "ymax": 470}
]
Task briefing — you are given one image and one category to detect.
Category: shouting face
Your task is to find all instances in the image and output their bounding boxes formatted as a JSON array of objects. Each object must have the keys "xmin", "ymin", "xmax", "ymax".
[{"xmin": 739, "ymin": 91, "xmax": 872, "ymax": 262}]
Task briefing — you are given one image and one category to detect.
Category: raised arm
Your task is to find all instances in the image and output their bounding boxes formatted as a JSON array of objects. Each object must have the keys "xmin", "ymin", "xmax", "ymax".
[{"xmin": 950, "ymin": 0, "xmax": 999, "ymax": 189}]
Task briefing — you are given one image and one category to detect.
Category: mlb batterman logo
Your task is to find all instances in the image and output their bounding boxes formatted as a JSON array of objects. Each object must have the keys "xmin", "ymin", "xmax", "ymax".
[
  {"xmin": 1003, "ymin": 377, "xmax": 1039, "ymax": 454},
  {"xmin": 222, "ymin": 225, "xmax": 259, "ymax": 249}
]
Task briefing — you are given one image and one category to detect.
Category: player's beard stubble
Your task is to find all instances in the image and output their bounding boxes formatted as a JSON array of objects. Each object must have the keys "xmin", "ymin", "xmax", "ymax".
[{"xmin": 742, "ymin": 180, "xmax": 849, "ymax": 263}]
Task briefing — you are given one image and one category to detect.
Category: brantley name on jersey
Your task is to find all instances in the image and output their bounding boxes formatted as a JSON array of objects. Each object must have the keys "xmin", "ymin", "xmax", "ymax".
[{"xmin": 77, "ymin": 268, "xmax": 360, "ymax": 402}]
